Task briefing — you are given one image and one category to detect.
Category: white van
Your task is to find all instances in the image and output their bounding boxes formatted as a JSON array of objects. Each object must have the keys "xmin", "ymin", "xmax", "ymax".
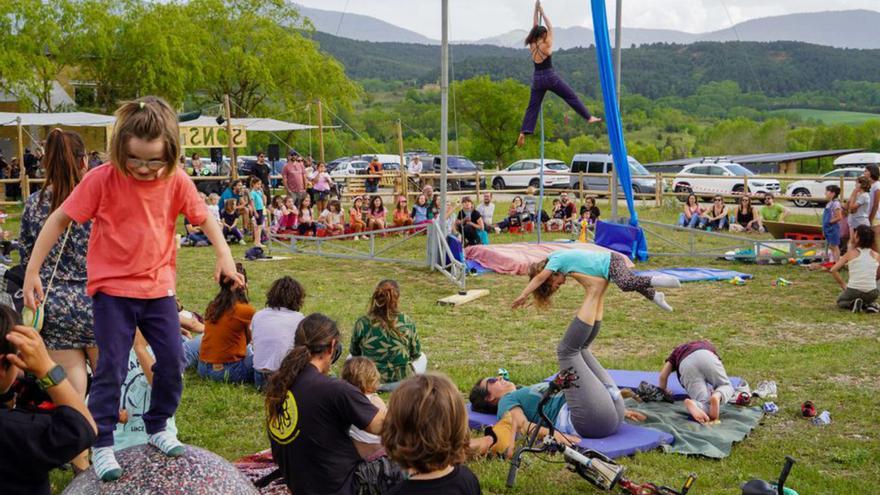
[{"xmin": 569, "ymin": 153, "xmax": 661, "ymax": 197}]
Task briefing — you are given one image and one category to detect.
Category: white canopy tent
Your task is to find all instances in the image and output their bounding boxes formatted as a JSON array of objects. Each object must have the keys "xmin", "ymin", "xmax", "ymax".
[
  {"xmin": 180, "ymin": 116, "xmax": 337, "ymax": 132},
  {"xmin": 0, "ymin": 111, "xmax": 115, "ymax": 127}
]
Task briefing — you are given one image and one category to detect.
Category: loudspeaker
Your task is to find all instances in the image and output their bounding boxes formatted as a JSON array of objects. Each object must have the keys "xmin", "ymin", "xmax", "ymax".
[
  {"xmin": 210, "ymin": 148, "xmax": 223, "ymax": 164},
  {"xmin": 267, "ymin": 144, "xmax": 280, "ymax": 162}
]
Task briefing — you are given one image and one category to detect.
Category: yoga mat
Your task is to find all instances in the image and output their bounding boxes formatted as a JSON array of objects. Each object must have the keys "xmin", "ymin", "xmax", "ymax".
[
  {"xmin": 633, "ymin": 267, "xmax": 753, "ymax": 283},
  {"xmin": 545, "ymin": 370, "xmax": 744, "ymax": 401},
  {"xmin": 624, "ymin": 399, "xmax": 764, "ymax": 459},
  {"xmin": 466, "ymin": 404, "xmax": 673, "ymax": 459}
]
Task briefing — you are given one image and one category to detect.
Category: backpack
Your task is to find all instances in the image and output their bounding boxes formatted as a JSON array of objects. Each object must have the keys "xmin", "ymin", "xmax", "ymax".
[{"xmin": 244, "ymin": 246, "xmax": 267, "ymax": 261}]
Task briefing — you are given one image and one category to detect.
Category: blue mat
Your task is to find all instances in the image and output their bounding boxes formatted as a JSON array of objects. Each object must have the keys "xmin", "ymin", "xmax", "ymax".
[
  {"xmin": 466, "ymin": 259, "xmax": 493, "ymax": 274},
  {"xmin": 633, "ymin": 267, "xmax": 752, "ymax": 283},
  {"xmin": 466, "ymin": 404, "xmax": 673, "ymax": 459},
  {"xmin": 544, "ymin": 370, "xmax": 744, "ymax": 401}
]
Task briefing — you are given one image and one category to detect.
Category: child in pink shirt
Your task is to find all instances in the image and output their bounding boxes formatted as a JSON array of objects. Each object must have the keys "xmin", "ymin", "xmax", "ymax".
[{"xmin": 22, "ymin": 96, "xmax": 243, "ymax": 482}]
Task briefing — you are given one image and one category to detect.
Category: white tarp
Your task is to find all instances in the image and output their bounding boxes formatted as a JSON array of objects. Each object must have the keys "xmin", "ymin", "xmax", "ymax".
[
  {"xmin": 180, "ymin": 116, "xmax": 335, "ymax": 131},
  {"xmin": 0, "ymin": 111, "xmax": 115, "ymax": 127},
  {"xmin": 834, "ymin": 152, "xmax": 880, "ymax": 166}
]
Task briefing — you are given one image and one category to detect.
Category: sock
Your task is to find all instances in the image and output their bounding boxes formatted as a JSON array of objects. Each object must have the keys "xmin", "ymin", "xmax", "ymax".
[
  {"xmin": 653, "ymin": 292, "xmax": 673, "ymax": 312},
  {"xmin": 149, "ymin": 430, "xmax": 185, "ymax": 457},
  {"xmin": 92, "ymin": 447, "xmax": 122, "ymax": 482},
  {"xmin": 650, "ymin": 275, "xmax": 681, "ymax": 288}
]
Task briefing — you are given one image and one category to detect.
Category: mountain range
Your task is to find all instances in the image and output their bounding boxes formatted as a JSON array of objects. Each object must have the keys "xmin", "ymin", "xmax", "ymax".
[{"xmin": 295, "ymin": 4, "xmax": 880, "ymax": 50}]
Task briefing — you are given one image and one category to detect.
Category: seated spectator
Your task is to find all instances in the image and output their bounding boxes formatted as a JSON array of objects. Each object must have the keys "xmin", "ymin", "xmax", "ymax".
[
  {"xmin": 207, "ymin": 193, "xmax": 221, "ymax": 224},
  {"xmin": 319, "ymin": 200, "xmax": 346, "ymax": 237},
  {"xmin": 268, "ymin": 195, "xmax": 286, "ymax": 233},
  {"xmin": 113, "ymin": 330, "xmax": 178, "ymax": 451},
  {"xmin": 411, "ymin": 194, "xmax": 431, "ymax": 225},
  {"xmin": 495, "ymin": 196, "xmax": 528, "ymax": 233},
  {"xmin": 351, "ymin": 280, "xmax": 425, "ymax": 390},
  {"xmin": 383, "ymin": 374, "xmax": 481, "ymax": 495},
  {"xmin": 220, "ymin": 179, "xmax": 244, "ymax": 205},
  {"xmin": 659, "ymin": 340, "xmax": 733, "ymax": 424},
  {"xmin": 342, "ymin": 357, "xmax": 387, "ymax": 460},
  {"xmin": 730, "ymin": 196, "xmax": 762, "ymax": 233},
  {"xmin": 579, "ymin": 196, "xmax": 601, "ymax": 229},
  {"xmin": 252, "ymin": 276, "xmax": 306, "ymax": 389},
  {"xmin": 476, "ymin": 192, "xmax": 496, "ymax": 230},
  {"xmin": 679, "ymin": 194, "xmax": 704, "ymax": 229},
  {"xmin": 197, "ymin": 264, "xmax": 256, "ymax": 384},
  {"xmin": 277, "ymin": 196, "xmax": 299, "ymax": 235},
  {"xmin": 266, "ymin": 313, "xmax": 402, "ymax": 494},
  {"xmin": 547, "ymin": 199, "xmax": 565, "ymax": 232},
  {"xmin": 181, "ymin": 217, "xmax": 210, "ymax": 247},
  {"xmin": 392, "ymin": 195, "xmax": 413, "ymax": 229},
  {"xmin": 350, "ymin": 196, "xmax": 367, "ymax": 240},
  {"xmin": 559, "ymin": 192, "xmax": 576, "ymax": 231},
  {"xmin": 828, "ymin": 225, "xmax": 879, "ymax": 313},
  {"xmin": 699, "ymin": 195, "xmax": 729, "ymax": 231},
  {"xmin": 0, "ymin": 306, "xmax": 97, "ymax": 495},
  {"xmin": 368, "ymin": 195, "xmax": 387, "ymax": 231},
  {"xmin": 221, "ymin": 199, "xmax": 244, "ymax": 244},
  {"xmin": 453, "ymin": 196, "xmax": 484, "ymax": 247},
  {"xmin": 297, "ymin": 195, "xmax": 317, "ymax": 236},
  {"xmin": 759, "ymin": 193, "xmax": 788, "ymax": 224}
]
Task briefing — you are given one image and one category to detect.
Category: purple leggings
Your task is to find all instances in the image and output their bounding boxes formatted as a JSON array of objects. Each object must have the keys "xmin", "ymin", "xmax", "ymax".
[
  {"xmin": 521, "ymin": 68, "xmax": 593, "ymax": 135},
  {"xmin": 89, "ymin": 293, "xmax": 182, "ymax": 447}
]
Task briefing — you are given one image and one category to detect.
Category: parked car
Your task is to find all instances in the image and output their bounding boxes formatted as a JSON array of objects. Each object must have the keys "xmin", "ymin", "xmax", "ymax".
[
  {"xmin": 430, "ymin": 155, "xmax": 486, "ymax": 190},
  {"xmin": 493, "ymin": 159, "xmax": 569, "ymax": 190},
  {"xmin": 672, "ymin": 162, "xmax": 781, "ymax": 202},
  {"xmin": 569, "ymin": 153, "xmax": 662, "ymax": 197},
  {"xmin": 330, "ymin": 159, "xmax": 369, "ymax": 178},
  {"xmin": 785, "ymin": 167, "xmax": 863, "ymax": 207},
  {"xmin": 360, "ymin": 154, "xmax": 402, "ymax": 171},
  {"xmin": 326, "ymin": 156, "xmax": 352, "ymax": 173}
]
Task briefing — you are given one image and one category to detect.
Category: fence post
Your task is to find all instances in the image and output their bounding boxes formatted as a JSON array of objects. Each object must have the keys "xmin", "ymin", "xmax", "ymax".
[
  {"xmin": 475, "ymin": 171, "xmax": 481, "ymax": 197},
  {"xmin": 579, "ymin": 172, "xmax": 584, "ymax": 199},
  {"xmin": 839, "ymin": 175, "xmax": 844, "ymax": 199},
  {"xmin": 743, "ymin": 175, "xmax": 749, "ymax": 196},
  {"xmin": 655, "ymin": 172, "xmax": 662, "ymax": 207}
]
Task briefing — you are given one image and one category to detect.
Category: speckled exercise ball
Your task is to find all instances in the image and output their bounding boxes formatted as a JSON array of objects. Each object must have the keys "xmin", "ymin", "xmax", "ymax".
[{"xmin": 62, "ymin": 444, "xmax": 259, "ymax": 495}]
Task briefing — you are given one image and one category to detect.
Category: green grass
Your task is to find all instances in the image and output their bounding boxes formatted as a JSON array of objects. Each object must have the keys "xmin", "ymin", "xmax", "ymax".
[
  {"xmin": 38, "ymin": 200, "xmax": 879, "ymax": 494},
  {"xmin": 770, "ymin": 108, "xmax": 880, "ymax": 125}
]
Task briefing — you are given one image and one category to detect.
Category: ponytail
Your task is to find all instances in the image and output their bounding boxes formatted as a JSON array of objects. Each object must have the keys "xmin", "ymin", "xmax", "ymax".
[
  {"xmin": 204, "ymin": 263, "xmax": 248, "ymax": 323},
  {"xmin": 41, "ymin": 128, "xmax": 85, "ymax": 212},
  {"xmin": 367, "ymin": 279, "xmax": 402, "ymax": 339},
  {"xmin": 265, "ymin": 313, "xmax": 340, "ymax": 422}
]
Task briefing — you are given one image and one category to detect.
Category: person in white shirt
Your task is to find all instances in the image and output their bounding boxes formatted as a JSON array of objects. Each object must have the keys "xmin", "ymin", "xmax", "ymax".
[
  {"xmin": 251, "ymin": 276, "xmax": 306, "ymax": 390},
  {"xmin": 476, "ymin": 192, "xmax": 496, "ymax": 230},
  {"xmin": 408, "ymin": 156, "xmax": 423, "ymax": 175}
]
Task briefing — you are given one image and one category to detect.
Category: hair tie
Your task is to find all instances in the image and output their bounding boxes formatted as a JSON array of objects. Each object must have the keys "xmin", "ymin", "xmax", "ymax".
[{"xmin": 139, "ymin": 101, "xmax": 145, "ymax": 110}]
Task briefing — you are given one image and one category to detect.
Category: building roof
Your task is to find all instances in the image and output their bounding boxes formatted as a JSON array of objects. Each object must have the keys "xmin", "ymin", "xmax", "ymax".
[{"xmin": 645, "ymin": 149, "xmax": 865, "ymax": 168}]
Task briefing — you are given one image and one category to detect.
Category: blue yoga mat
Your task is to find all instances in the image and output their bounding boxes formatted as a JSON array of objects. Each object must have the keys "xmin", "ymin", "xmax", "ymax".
[
  {"xmin": 633, "ymin": 267, "xmax": 752, "ymax": 283},
  {"xmin": 544, "ymin": 370, "xmax": 744, "ymax": 401},
  {"xmin": 466, "ymin": 404, "xmax": 673, "ymax": 459}
]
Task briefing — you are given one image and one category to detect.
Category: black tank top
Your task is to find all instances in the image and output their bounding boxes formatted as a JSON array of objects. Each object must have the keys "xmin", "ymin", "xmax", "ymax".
[
  {"xmin": 531, "ymin": 45, "xmax": 553, "ymax": 70},
  {"xmin": 736, "ymin": 207, "xmax": 753, "ymax": 225}
]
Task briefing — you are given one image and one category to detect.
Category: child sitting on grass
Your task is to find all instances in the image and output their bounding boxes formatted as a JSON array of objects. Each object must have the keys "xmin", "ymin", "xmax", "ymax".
[
  {"xmin": 319, "ymin": 200, "xmax": 346, "ymax": 236},
  {"xmin": 392, "ymin": 195, "xmax": 413, "ymax": 229},
  {"xmin": 659, "ymin": 340, "xmax": 734, "ymax": 424},
  {"xmin": 342, "ymin": 357, "xmax": 387, "ymax": 460},
  {"xmin": 349, "ymin": 196, "xmax": 367, "ymax": 240},
  {"xmin": 277, "ymin": 196, "xmax": 298, "ymax": 235},
  {"xmin": 828, "ymin": 225, "xmax": 879, "ymax": 313},
  {"xmin": 547, "ymin": 199, "xmax": 565, "ymax": 232},
  {"xmin": 297, "ymin": 195, "xmax": 317, "ymax": 236},
  {"xmin": 221, "ymin": 198, "xmax": 244, "ymax": 244},
  {"xmin": 382, "ymin": 373, "xmax": 481, "ymax": 494}
]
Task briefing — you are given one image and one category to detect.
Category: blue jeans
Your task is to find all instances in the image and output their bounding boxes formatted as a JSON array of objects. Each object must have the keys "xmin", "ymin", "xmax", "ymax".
[
  {"xmin": 253, "ymin": 369, "xmax": 271, "ymax": 390},
  {"xmin": 679, "ymin": 213, "xmax": 700, "ymax": 228},
  {"xmin": 197, "ymin": 353, "xmax": 255, "ymax": 384},
  {"xmin": 700, "ymin": 216, "xmax": 728, "ymax": 231},
  {"xmin": 182, "ymin": 334, "xmax": 202, "ymax": 370}
]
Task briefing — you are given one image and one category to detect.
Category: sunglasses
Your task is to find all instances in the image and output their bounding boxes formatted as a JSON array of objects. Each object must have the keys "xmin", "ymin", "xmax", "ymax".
[
  {"xmin": 127, "ymin": 158, "xmax": 166, "ymax": 171},
  {"xmin": 485, "ymin": 377, "xmax": 500, "ymax": 386}
]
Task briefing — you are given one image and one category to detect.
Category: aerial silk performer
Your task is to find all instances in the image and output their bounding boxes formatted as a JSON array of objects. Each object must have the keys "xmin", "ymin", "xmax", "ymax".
[{"xmin": 517, "ymin": 0, "xmax": 601, "ymax": 147}]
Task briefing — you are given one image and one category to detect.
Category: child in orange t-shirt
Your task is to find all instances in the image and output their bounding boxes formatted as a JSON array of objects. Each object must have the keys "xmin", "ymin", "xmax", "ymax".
[
  {"xmin": 392, "ymin": 195, "xmax": 413, "ymax": 229},
  {"xmin": 197, "ymin": 263, "xmax": 255, "ymax": 383},
  {"xmin": 22, "ymin": 96, "xmax": 244, "ymax": 482}
]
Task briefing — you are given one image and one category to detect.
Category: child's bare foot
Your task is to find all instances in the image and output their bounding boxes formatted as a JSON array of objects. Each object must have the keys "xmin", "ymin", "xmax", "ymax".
[
  {"xmin": 516, "ymin": 133, "xmax": 526, "ymax": 147},
  {"xmin": 709, "ymin": 393, "xmax": 721, "ymax": 421},
  {"xmin": 684, "ymin": 399, "xmax": 710, "ymax": 424},
  {"xmin": 588, "ymin": 116, "xmax": 602, "ymax": 124}
]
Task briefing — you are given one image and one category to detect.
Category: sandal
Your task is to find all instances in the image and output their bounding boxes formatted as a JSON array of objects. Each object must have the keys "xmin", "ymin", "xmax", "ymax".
[{"xmin": 801, "ymin": 400, "xmax": 816, "ymax": 418}]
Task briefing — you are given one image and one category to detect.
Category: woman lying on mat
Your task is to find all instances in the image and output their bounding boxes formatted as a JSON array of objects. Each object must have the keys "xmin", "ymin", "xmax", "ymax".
[{"xmin": 512, "ymin": 249, "xmax": 680, "ymax": 312}]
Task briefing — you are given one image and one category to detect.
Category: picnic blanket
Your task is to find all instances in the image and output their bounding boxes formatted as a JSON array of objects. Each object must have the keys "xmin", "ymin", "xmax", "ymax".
[
  {"xmin": 464, "ymin": 242, "xmax": 632, "ymax": 275},
  {"xmin": 633, "ymin": 267, "xmax": 752, "ymax": 283},
  {"xmin": 624, "ymin": 399, "xmax": 764, "ymax": 459},
  {"xmin": 235, "ymin": 450, "xmax": 290, "ymax": 495}
]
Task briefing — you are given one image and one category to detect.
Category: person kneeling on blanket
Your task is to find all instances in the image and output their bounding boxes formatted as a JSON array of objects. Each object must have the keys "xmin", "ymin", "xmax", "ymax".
[
  {"xmin": 658, "ymin": 340, "xmax": 734, "ymax": 424},
  {"xmin": 469, "ymin": 374, "xmax": 646, "ymax": 458}
]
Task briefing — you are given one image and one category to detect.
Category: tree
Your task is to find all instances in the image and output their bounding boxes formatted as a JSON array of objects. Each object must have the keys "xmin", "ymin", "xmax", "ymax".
[{"xmin": 453, "ymin": 77, "xmax": 529, "ymax": 167}]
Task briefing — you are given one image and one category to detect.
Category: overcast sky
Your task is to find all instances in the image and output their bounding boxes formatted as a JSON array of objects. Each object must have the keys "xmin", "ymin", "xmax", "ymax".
[{"xmin": 295, "ymin": 0, "xmax": 879, "ymax": 40}]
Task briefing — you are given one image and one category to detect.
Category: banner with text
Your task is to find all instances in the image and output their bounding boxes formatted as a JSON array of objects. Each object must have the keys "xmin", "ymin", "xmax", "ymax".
[{"xmin": 180, "ymin": 125, "xmax": 247, "ymax": 149}]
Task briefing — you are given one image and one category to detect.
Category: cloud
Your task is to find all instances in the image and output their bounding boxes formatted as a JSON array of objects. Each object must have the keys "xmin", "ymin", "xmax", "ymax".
[{"xmin": 295, "ymin": 0, "xmax": 880, "ymax": 40}]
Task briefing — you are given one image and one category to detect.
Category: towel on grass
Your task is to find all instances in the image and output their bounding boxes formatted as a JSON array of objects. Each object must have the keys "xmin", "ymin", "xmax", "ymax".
[
  {"xmin": 235, "ymin": 450, "xmax": 290, "ymax": 495},
  {"xmin": 625, "ymin": 398, "xmax": 763, "ymax": 459}
]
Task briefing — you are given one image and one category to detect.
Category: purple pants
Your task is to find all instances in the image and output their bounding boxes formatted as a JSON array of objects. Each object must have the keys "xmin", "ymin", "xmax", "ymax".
[
  {"xmin": 521, "ymin": 68, "xmax": 593, "ymax": 135},
  {"xmin": 89, "ymin": 293, "xmax": 183, "ymax": 447}
]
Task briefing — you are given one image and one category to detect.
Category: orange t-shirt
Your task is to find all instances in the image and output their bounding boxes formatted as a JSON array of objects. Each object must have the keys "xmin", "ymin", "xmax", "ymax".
[
  {"xmin": 199, "ymin": 303, "xmax": 256, "ymax": 364},
  {"xmin": 62, "ymin": 164, "xmax": 207, "ymax": 298}
]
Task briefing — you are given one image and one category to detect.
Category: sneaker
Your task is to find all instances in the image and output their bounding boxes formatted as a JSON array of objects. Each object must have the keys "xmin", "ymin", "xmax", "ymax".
[
  {"xmin": 754, "ymin": 380, "xmax": 777, "ymax": 400},
  {"xmin": 92, "ymin": 447, "xmax": 123, "ymax": 481},
  {"xmin": 734, "ymin": 379, "xmax": 751, "ymax": 398},
  {"xmin": 866, "ymin": 303, "xmax": 880, "ymax": 313},
  {"xmin": 194, "ymin": 240, "xmax": 209, "ymax": 247},
  {"xmin": 238, "ymin": 240, "xmax": 246, "ymax": 245},
  {"xmin": 149, "ymin": 430, "xmax": 185, "ymax": 457},
  {"xmin": 0, "ymin": 255, "xmax": 11, "ymax": 264},
  {"xmin": 852, "ymin": 298, "xmax": 864, "ymax": 313}
]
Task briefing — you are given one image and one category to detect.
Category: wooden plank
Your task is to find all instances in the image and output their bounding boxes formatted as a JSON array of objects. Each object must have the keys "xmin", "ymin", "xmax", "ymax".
[{"xmin": 437, "ymin": 289, "xmax": 489, "ymax": 306}]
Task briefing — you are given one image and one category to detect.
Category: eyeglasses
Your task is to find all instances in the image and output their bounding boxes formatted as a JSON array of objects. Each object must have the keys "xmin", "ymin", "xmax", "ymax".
[
  {"xmin": 485, "ymin": 377, "xmax": 499, "ymax": 386},
  {"xmin": 127, "ymin": 158, "xmax": 166, "ymax": 170}
]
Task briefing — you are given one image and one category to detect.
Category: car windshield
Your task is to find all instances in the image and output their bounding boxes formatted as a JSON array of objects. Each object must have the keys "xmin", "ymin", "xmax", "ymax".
[
  {"xmin": 725, "ymin": 164, "xmax": 754, "ymax": 176},
  {"xmin": 546, "ymin": 162, "xmax": 568, "ymax": 170},
  {"xmin": 351, "ymin": 161, "xmax": 367, "ymax": 169},
  {"xmin": 448, "ymin": 157, "xmax": 477, "ymax": 170},
  {"xmin": 628, "ymin": 159, "xmax": 649, "ymax": 176}
]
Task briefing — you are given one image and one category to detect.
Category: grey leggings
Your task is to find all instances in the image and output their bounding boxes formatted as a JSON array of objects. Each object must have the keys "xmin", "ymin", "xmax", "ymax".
[
  {"xmin": 608, "ymin": 253, "xmax": 655, "ymax": 301},
  {"xmin": 557, "ymin": 317, "xmax": 625, "ymax": 438}
]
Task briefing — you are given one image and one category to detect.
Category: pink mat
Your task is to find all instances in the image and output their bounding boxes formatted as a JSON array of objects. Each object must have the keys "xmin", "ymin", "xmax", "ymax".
[{"xmin": 464, "ymin": 242, "xmax": 631, "ymax": 275}]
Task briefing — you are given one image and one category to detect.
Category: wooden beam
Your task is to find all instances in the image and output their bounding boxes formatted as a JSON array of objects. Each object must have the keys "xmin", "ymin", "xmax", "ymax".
[{"xmin": 437, "ymin": 289, "xmax": 489, "ymax": 306}]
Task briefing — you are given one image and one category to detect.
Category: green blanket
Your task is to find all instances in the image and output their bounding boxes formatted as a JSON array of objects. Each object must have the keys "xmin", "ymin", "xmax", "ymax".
[{"xmin": 625, "ymin": 398, "xmax": 764, "ymax": 459}]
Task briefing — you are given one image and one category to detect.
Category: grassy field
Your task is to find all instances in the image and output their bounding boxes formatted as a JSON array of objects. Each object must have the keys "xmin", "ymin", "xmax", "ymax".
[
  {"xmin": 35, "ymin": 200, "xmax": 879, "ymax": 494},
  {"xmin": 770, "ymin": 108, "xmax": 880, "ymax": 125}
]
